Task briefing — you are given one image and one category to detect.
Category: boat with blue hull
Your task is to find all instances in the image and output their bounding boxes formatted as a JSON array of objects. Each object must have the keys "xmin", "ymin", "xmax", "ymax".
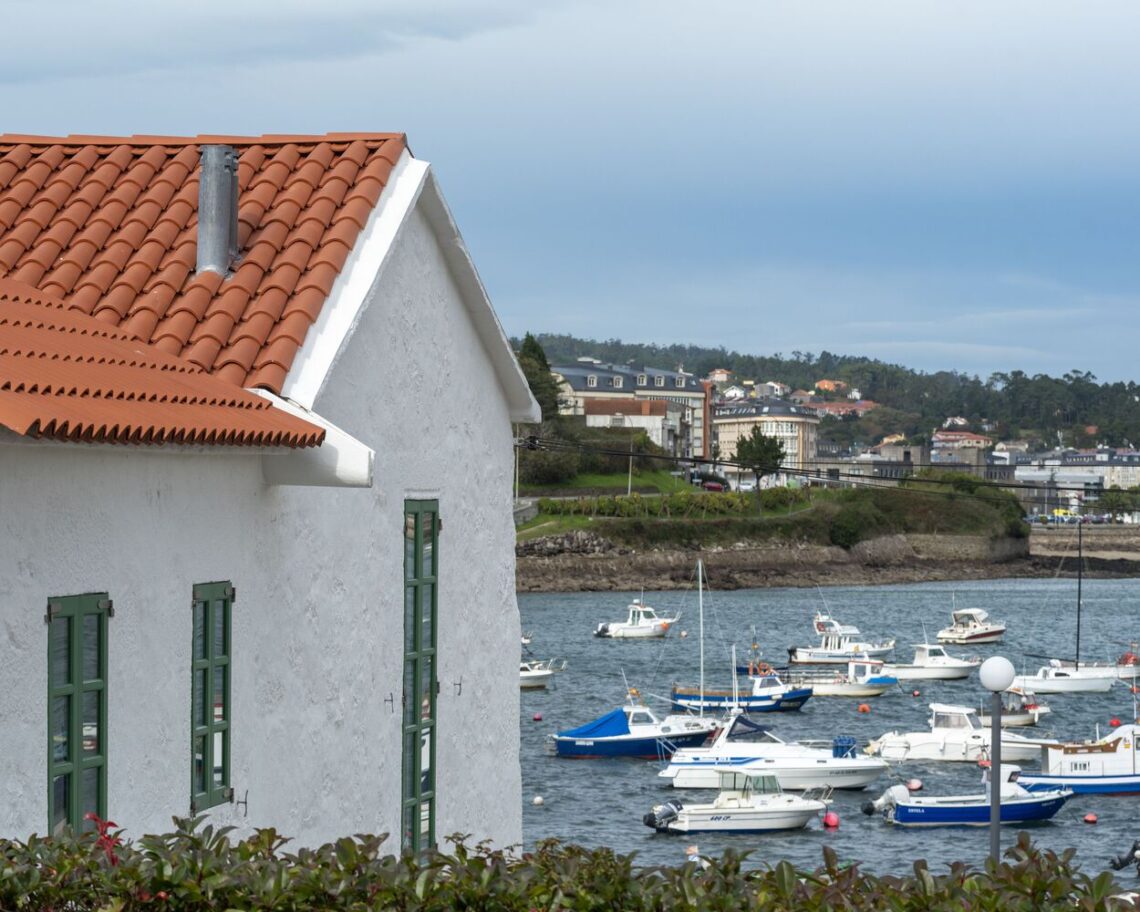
[
  {"xmin": 549, "ymin": 701, "xmax": 720, "ymax": 759},
  {"xmin": 1019, "ymin": 723, "xmax": 1140, "ymax": 794},
  {"xmin": 863, "ymin": 766, "xmax": 1072, "ymax": 827},
  {"xmin": 671, "ymin": 670, "xmax": 812, "ymax": 714}
]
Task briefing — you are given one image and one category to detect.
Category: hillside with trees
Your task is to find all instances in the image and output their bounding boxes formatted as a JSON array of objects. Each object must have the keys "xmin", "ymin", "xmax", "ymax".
[{"xmin": 523, "ymin": 333, "xmax": 1140, "ymax": 449}]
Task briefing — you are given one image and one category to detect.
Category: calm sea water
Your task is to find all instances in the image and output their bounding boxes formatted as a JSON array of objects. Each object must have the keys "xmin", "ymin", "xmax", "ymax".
[{"xmin": 520, "ymin": 577, "xmax": 1140, "ymax": 877}]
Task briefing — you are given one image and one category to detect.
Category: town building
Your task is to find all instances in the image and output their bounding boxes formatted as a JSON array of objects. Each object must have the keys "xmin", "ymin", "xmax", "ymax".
[
  {"xmin": 551, "ymin": 359, "xmax": 712, "ymax": 458},
  {"xmin": 711, "ymin": 399, "xmax": 819, "ymax": 486},
  {"xmin": 0, "ymin": 134, "xmax": 538, "ymax": 850},
  {"xmin": 583, "ymin": 397, "xmax": 684, "ymax": 455}
]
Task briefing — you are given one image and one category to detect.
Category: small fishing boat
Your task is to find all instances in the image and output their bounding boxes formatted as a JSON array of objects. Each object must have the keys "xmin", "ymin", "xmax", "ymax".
[
  {"xmin": 782, "ymin": 658, "xmax": 898, "ymax": 697},
  {"xmin": 882, "ymin": 643, "xmax": 980, "ymax": 681},
  {"xmin": 644, "ymin": 770, "xmax": 830, "ymax": 833},
  {"xmin": 659, "ymin": 711, "xmax": 887, "ymax": 790},
  {"xmin": 594, "ymin": 599, "xmax": 679, "ymax": 639},
  {"xmin": 1009, "ymin": 659, "xmax": 1118, "ymax": 694},
  {"xmin": 1018, "ymin": 723, "xmax": 1140, "ymax": 794},
  {"xmin": 936, "ymin": 608, "xmax": 1006, "ymax": 645},
  {"xmin": 519, "ymin": 658, "xmax": 567, "ymax": 690},
  {"xmin": 788, "ymin": 613, "xmax": 895, "ymax": 664},
  {"xmin": 977, "ymin": 688, "xmax": 1052, "ymax": 727},
  {"xmin": 549, "ymin": 694, "xmax": 720, "ymax": 759},
  {"xmin": 862, "ymin": 765, "xmax": 1071, "ymax": 827},
  {"xmin": 671, "ymin": 666, "xmax": 813, "ymax": 713},
  {"xmin": 865, "ymin": 703, "xmax": 1052, "ymax": 763}
]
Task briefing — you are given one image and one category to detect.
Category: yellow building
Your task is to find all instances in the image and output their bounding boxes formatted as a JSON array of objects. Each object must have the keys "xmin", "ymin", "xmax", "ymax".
[{"xmin": 713, "ymin": 400, "xmax": 820, "ymax": 485}]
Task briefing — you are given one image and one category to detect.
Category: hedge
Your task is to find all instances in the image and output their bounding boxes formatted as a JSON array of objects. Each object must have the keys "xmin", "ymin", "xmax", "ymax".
[
  {"xmin": 536, "ymin": 488, "xmax": 809, "ymax": 519},
  {"xmin": 0, "ymin": 817, "xmax": 1131, "ymax": 911}
]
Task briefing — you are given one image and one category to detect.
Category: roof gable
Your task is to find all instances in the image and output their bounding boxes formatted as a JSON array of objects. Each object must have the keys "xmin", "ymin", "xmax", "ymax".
[{"xmin": 0, "ymin": 133, "xmax": 405, "ymax": 394}]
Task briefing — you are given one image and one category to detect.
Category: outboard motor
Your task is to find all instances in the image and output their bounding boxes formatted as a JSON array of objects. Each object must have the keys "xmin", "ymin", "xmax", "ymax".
[
  {"xmin": 594, "ymin": 623, "xmax": 610, "ymax": 638},
  {"xmin": 832, "ymin": 735, "xmax": 857, "ymax": 758},
  {"xmin": 862, "ymin": 784, "xmax": 909, "ymax": 817},
  {"xmin": 1109, "ymin": 839, "xmax": 1140, "ymax": 875},
  {"xmin": 644, "ymin": 800, "xmax": 684, "ymax": 832}
]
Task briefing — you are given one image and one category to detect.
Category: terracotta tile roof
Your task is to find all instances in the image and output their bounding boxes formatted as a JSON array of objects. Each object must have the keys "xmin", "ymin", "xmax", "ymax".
[
  {"xmin": 0, "ymin": 133, "xmax": 406, "ymax": 393},
  {"xmin": 0, "ymin": 278, "xmax": 325, "ymax": 447}
]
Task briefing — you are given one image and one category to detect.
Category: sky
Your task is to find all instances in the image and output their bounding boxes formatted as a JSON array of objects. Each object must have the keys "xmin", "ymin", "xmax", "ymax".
[{"xmin": 3, "ymin": 0, "xmax": 1139, "ymax": 381}]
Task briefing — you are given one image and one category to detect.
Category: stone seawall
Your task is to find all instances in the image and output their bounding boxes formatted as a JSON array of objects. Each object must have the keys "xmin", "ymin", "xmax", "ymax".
[{"xmin": 516, "ymin": 531, "xmax": 1041, "ymax": 592}]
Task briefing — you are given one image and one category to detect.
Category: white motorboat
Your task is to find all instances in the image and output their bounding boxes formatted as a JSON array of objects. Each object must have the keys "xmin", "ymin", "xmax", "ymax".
[
  {"xmin": 863, "ymin": 765, "xmax": 1071, "ymax": 827},
  {"xmin": 658, "ymin": 711, "xmax": 887, "ymax": 790},
  {"xmin": 550, "ymin": 694, "xmax": 720, "ymax": 758},
  {"xmin": 883, "ymin": 643, "xmax": 980, "ymax": 681},
  {"xmin": 787, "ymin": 613, "xmax": 895, "ymax": 664},
  {"xmin": 782, "ymin": 658, "xmax": 898, "ymax": 697},
  {"xmin": 519, "ymin": 658, "xmax": 566, "ymax": 690},
  {"xmin": 865, "ymin": 703, "xmax": 1053, "ymax": 763},
  {"xmin": 645, "ymin": 770, "xmax": 830, "ymax": 833},
  {"xmin": 594, "ymin": 599, "xmax": 679, "ymax": 639},
  {"xmin": 1010, "ymin": 659, "xmax": 1118, "ymax": 694},
  {"xmin": 978, "ymin": 688, "xmax": 1052, "ymax": 727},
  {"xmin": 936, "ymin": 608, "xmax": 1006, "ymax": 644}
]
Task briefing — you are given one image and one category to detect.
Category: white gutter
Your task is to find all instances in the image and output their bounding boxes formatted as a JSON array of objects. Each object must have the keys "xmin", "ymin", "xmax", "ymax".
[{"xmin": 254, "ymin": 392, "xmax": 374, "ymax": 488}]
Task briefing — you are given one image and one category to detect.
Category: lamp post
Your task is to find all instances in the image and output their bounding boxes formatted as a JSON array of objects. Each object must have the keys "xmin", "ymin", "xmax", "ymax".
[{"xmin": 979, "ymin": 655, "xmax": 1016, "ymax": 866}]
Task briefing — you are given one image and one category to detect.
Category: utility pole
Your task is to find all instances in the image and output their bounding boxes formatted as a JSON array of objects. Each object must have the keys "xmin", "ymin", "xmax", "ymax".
[{"xmin": 627, "ymin": 432, "xmax": 634, "ymax": 497}]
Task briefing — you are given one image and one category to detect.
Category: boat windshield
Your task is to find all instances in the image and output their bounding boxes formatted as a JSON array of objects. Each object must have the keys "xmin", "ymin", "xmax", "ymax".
[
  {"xmin": 926, "ymin": 647, "xmax": 946, "ymax": 658},
  {"xmin": 629, "ymin": 711, "xmax": 654, "ymax": 726},
  {"xmin": 718, "ymin": 771, "xmax": 780, "ymax": 793},
  {"xmin": 726, "ymin": 716, "xmax": 782, "ymax": 744},
  {"xmin": 933, "ymin": 711, "xmax": 977, "ymax": 729}
]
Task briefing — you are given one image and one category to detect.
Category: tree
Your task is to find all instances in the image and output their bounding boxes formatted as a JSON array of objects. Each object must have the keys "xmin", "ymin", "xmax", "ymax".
[
  {"xmin": 516, "ymin": 332, "xmax": 561, "ymax": 422},
  {"xmin": 734, "ymin": 426, "xmax": 785, "ymax": 490}
]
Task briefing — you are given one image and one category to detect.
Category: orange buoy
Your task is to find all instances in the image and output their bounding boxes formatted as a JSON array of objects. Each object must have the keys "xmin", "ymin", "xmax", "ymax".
[
  {"xmin": 906, "ymin": 778, "xmax": 923, "ymax": 792},
  {"xmin": 977, "ymin": 758, "xmax": 991, "ymax": 768},
  {"xmin": 1110, "ymin": 717, "xmax": 1122, "ymax": 728},
  {"xmin": 533, "ymin": 713, "xmax": 543, "ymax": 721},
  {"xmin": 823, "ymin": 811, "xmax": 840, "ymax": 829},
  {"xmin": 1084, "ymin": 813, "xmax": 1098, "ymax": 824},
  {"xmin": 911, "ymin": 689, "xmax": 921, "ymax": 697},
  {"xmin": 857, "ymin": 703, "xmax": 871, "ymax": 714}
]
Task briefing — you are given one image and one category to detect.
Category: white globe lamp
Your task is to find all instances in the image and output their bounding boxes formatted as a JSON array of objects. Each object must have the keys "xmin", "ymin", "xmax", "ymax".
[{"xmin": 980, "ymin": 656, "xmax": 1015, "ymax": 693}]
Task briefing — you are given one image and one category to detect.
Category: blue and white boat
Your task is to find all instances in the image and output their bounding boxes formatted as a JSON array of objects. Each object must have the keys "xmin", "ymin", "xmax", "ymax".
[
  {"xmin": 549, "ymin": 698, "xmax": 720, "ymax": 759},
  {"xmin": 862, "ymin": 765, "xmax": 1072, "ymax": 827},
  {"xmin": 671, "ymin": 669, "xmax": 812, "ymax": 714},
  {"xmin": 1019, "ymin": 723, "xmax": 1140, "ymax": 794}
]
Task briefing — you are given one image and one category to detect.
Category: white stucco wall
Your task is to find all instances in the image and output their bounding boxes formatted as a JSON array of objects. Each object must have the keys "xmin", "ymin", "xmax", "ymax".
[{"xmin": 0, "ymin": 193, "xmax": 522, "ymax": 849}]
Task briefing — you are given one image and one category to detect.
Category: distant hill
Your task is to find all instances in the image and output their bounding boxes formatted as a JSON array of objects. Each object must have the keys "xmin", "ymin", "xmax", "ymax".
[{"xmin": 519, "ymin": 332, "xmax": 1140, "ymax": 449}]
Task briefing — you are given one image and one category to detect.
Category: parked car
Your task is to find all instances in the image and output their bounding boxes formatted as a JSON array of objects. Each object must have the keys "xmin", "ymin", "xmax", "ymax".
[
  {"xmin": 702, "ymin": 481, "xmax": 725, "ymax": 492},
  {"xmin": 737, "ymin": 479, "xmax": 757, "ymax": 492}
]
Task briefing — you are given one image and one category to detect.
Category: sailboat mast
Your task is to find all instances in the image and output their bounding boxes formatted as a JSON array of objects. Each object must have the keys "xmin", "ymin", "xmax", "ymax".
[
  {"xmin": 1076, "ymin": 520, "xmax": 1082, "ymax": 670},
  {"xmin": 698, "ymin": 559, "xmax": 705, "ymax": 718}
]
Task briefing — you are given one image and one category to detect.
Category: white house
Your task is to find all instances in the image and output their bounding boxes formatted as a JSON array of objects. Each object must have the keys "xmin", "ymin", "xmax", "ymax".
[{"xmin": 0, "ymin": 133, "xmax": 538, "ymax": 851}]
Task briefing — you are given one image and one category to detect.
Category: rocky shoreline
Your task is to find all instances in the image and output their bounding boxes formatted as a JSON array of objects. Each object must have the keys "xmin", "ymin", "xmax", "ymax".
[{"xmin": 515, "ymin": 527, "xmax": 1140, "ymax": 592}]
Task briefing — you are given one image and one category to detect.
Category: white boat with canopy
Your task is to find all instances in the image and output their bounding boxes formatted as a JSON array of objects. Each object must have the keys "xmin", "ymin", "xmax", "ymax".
[
  {"xmin": 594, "ymin": 599, "xmax": 679, "ymax": 639},
  {"xmin": 787, "ymin": 613, "xmax": 895, "ymax": 664},
  {"xmin": 658, "ymin": 711, "xmax": 887, "ymax": 790},
  {"xmin": 883, "ymin": 643, "xmax": 980, "ymax": 681},
  {"xmin": 645, "ymin": 770, "xmax": 831, "ymax": 833},
  {"xmin": 936, "ymin": 608, "xmax": 1006, "ymax": 644},
  {"xmin": 865, "ymin": 703, "xmax": 1053, "ymax": 763}
]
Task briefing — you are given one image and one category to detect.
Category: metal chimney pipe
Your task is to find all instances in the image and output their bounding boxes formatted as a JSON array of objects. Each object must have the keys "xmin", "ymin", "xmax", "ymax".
[{"xmin": 196, "ymin": 145, "xmax": 240, "ymax": 275}]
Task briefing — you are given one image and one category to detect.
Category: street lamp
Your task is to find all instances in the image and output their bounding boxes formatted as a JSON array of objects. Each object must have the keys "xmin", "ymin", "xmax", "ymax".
[{"xmin": 979, "ymin": 655, "xmax": 1016, "ymax": 866}]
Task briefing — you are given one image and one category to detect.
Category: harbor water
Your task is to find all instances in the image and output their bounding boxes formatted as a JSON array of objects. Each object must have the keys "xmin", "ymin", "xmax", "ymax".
[{"xmin": 520, "ymin": 576, "xmax": 1140, "ymax": 876}]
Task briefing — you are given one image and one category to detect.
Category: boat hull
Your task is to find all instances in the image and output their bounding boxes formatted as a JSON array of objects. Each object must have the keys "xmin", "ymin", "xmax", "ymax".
[
  {"xmin": 936, "ymin": 630, "xmax": 1005, "ymax": 645},
  {"xmin": 520, "ymin": 671, "xmax": 553, "ymax": 689},
  {"xmin": 671, "ymin": 686, "xmax": 812, "ymax": 714},
  {"xmin": 1020, "ymin": 773, "xmax": 1140, "ymax": 795},
  {"xmin": 595, "ymin": 625, "xmax": 669, "ymax": 639},
  {"xmin": 871, "ymin": 735, "xmax": 1044, "ymax": 763},
  {"xmin": 888, "ymin": 792, "xmax": 1069, "ymax": 827},
  {"xmin": 789, "ymin": 646, "xmax": 893, "ymax": 664},
  {"xmin": 661, "ymin": 757, "xmax": 886, "ymax": 791},
  {"xmin": 883, "ymin": 665, "xmax": 975, "ymax": 681},
  {"xmin": 1009, "ymin": 673, "xmax": 1117, "ymax": 694},
  {"xmin": 662, "ymin": 805, "xmax": 821, "ymax": 833},
  {"xmin": 553, "ymin": 729, "xmax": 714, "ymax": 759}
]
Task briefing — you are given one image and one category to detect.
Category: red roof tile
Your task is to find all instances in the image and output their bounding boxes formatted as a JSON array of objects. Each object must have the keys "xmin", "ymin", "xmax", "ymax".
[
  {"xmin": 0, "ymin": 278, "xmax": 324, "ymax": 447},
  {"xmin": 0, "ymin": 133, "xmax": 407, "ymax": 394}
]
